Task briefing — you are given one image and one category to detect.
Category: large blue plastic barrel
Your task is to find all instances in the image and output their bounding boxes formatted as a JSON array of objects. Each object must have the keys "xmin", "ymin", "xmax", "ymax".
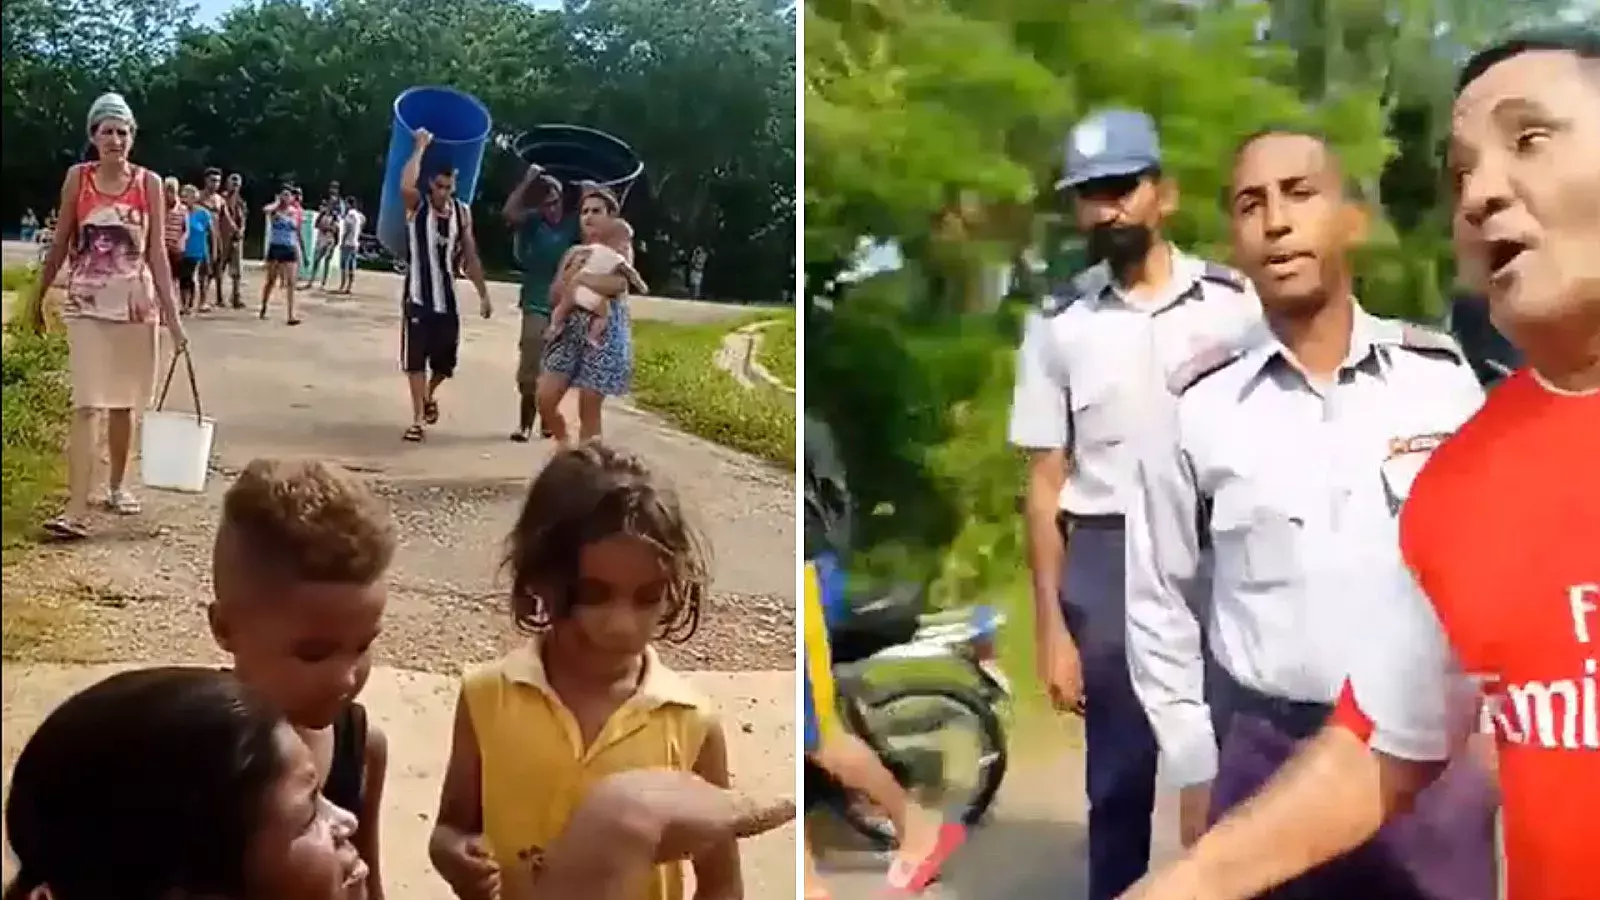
[{"xmin": 376, "ymin": 86, "xmax": 493, "ymax": 256}]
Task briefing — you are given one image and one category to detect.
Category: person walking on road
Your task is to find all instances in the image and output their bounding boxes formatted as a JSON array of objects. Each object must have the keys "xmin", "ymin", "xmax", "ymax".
[
  {"xmin": 1123, "ymin": 128, "xmax": 1497, "ymax": 899},
  {"xmin": 534, "ymin": 184, "xmax": 636, "ymax": 444},
  {"xmin": 335, "ymin": 196, "xmax": 365, "ymax": 295},
  {"xmin": 178, "ymin": 183, "xmax": 216, "ymax": 314},
  {"xmin": 162, "ymin": 175, "xmax": 189, "ymax": 308},
  {"xmin": 1120, "ymin": 28, "xmax": 1600, "ymax": 900},
  {"xmin": 397, "ymin": 127, "xmax": 492, "ymax": 442},
  {"xmin": 502, "ymin": 164, "xmax": 580, "ymax": 441},
  {"xmin": 260, "ymin": 185, "xmax": 306, "ymax": 325},
  {"xmin": 29, "ymin": 91, "xmax": 187, "ymax": 541},
  {"xmin": 213, "ymin": 171, "xmax": 247, "ymax": 309},
  {"xmin": 1007, "ymin": 109, "xmax": 1261, "ymax": 900},
  {"xmin": 305, "ymin": 197, "xmax": 341, "ymax": 290}
]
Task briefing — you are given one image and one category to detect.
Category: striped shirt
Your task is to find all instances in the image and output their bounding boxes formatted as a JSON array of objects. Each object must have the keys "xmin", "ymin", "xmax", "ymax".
[
  {"xmin": 404, "ymin": 199, "xmax": 466, "ymax": 317},
  {"xmin": 165, "ymin": 203, "xmax": 187, "ymax": 254}
]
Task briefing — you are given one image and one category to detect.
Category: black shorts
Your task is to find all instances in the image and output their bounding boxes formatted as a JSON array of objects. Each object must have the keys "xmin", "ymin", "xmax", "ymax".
[
  {"xmin": 266, "ymin": 244, "xmax": 297, "ymax": 264},
  {"xmin": 401, "ymin": 313, "xmax": 460, "ymax": 378},
  {"xmin": 176, "ymin": 256, "xmax": 201, "ymax": 291}
]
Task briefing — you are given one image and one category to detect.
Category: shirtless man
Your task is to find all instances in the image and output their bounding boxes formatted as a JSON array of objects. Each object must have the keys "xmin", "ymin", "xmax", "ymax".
[{"xmin": 213, "ymin": 172, "xmax": 248, "ymax": 309}]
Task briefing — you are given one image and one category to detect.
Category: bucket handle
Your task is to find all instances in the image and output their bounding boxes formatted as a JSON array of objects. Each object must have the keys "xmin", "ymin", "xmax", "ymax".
[{"xmin": 154, "ymin": 345, "xmax": 204, "ymax": 424}]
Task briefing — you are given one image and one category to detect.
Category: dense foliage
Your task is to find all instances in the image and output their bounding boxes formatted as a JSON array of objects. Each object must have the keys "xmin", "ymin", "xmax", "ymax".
[
  {"xmin": 805, "ymin": 0, "xmax": 1590, "ymax": 601},
  {"xmin": 0, "ymin": 0, "xmax": 796, "ymax": 302}
]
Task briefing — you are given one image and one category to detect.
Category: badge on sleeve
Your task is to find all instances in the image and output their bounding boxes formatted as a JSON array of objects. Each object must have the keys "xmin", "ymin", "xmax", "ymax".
[{"xmin": 1379, "ymin": 432, "xmax": 1452, "ymax": 514}]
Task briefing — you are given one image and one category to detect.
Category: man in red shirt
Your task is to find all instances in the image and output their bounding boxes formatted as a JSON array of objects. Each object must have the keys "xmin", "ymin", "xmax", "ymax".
[{"xmin": 1121, "ymin": 28, "xmax": 1600, "ymax": 900}]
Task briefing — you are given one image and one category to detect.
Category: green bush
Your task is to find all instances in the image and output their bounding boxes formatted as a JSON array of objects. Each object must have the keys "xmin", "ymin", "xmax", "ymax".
[
  {"xmin": 2, "ymin": 324, "xmax": 70, "ymax": 551},
  {"xmin": 809, "ymin": 271, "xmax": 1046, "ymax": 696},
  {"xmin": 630, "ymin": 315, "xmax": 796, "ymax": 466}
]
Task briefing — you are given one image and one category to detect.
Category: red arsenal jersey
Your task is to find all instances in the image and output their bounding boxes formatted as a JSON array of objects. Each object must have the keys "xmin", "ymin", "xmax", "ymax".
[{"xmin": 1336, "ymin": 369, "xmax": 1599, "ymax": 900}]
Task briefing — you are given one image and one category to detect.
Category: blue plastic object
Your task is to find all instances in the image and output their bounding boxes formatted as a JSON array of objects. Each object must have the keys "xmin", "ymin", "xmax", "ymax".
[
  {"xmin": 512, "ymin": 124, "xmax": 644, "ymax": 206},
  {"xmin": 377, "ymin": 86, "xmax": 492, "ymax": 256}
]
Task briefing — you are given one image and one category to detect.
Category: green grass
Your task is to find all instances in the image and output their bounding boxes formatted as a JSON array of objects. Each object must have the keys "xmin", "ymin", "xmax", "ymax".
[
  {"xmin": 3, "ymin": 264, "xmax": 39, "ymax": 292},
  {"xmin": 630, "ymin": 314, "xmax": 795, "ymax": 466},
  {"xmin": 756, "ymin": 312, "xmax": 796, "ymax": 388},
  {"xmin": 2, "ymin": 265, "xmax": 69, "ymax": 555}
]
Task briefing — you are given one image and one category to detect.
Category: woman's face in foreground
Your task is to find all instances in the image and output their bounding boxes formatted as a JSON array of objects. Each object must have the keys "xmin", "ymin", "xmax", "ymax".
[
  {"xmin": 243, "ymin": 722, "xmax": 368, "ymax": 900},
  {"xmin": 580, "ymin": 195, "xmax": 614, "ymax": 240},
  {"xmin": 92, "ymin": 118, "xmax": 133, "ymax": 160}
]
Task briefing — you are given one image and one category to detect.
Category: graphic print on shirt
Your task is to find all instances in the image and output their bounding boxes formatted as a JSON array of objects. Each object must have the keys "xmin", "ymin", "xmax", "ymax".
[
  {"xmin": 68, "ymin": 184, "xmax": 153, "ymax": 324},
  {"xmin": 1476, "ymin": 583, "xmax": 1600, "ymax": 751}
]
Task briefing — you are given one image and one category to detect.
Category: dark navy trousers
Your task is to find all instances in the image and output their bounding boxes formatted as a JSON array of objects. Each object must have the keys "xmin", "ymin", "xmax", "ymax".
[
  {"xmin": 1207, "ymin": 673, "xmax": 1499, "ymax": 900},
  {"xmin": 1059, "ymin": 518, "xmax": 1158, "ymax": 900}
]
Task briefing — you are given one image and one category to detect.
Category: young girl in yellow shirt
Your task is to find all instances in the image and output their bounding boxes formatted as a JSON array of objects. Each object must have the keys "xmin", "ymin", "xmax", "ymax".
[{"xmin": 429, "ymin": 441, "xmax": 742, "ymax": 900}]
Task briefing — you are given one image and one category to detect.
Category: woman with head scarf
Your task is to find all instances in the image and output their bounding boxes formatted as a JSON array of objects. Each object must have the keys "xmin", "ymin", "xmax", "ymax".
[{"xmin": 28, "ymin": 92, "xmax": 187, "ymax": 541}]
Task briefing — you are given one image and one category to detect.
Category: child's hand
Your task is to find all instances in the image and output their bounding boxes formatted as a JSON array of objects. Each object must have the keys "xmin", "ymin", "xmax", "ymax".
[
  {"xmin": 585, "ymin": 315, "xmax": 607, "ymax": 347},
  {"xmin": 434, "ymin": 831, "xmax": 501, "ymax": 900}
]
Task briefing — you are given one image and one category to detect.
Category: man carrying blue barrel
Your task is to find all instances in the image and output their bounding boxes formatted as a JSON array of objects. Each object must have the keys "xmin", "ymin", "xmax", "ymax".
[{"xmin": 397, "ymin": 127, "xmax": 492, "ymax": 443}]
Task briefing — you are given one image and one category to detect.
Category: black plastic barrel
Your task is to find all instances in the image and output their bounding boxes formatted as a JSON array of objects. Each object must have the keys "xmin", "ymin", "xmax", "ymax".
[{"xmin": 512, "ymin": 125, "xmax": 644, "ymax": 204}]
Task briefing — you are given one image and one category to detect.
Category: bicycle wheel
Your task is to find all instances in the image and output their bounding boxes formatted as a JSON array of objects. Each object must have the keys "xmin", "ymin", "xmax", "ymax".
[{"xmin": 836, "ymin": 682, "xmax": 1008, "ymax": 848}]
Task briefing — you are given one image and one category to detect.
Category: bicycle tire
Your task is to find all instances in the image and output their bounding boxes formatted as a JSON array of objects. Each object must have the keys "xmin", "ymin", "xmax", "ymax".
[{"xmin": 836, "ymin": 682, "xmax": 1008, "ymax": 847}]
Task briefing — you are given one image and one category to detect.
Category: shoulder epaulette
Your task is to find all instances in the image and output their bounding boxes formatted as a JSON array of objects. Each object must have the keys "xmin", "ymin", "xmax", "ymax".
[
  {"xmin": 1167, "ymin": 343, "xmax": 1247, "ymax": 395},
  {"xmin": 1039, "ymin": 269, "xmax": 1103, "ymax": 318},
  {"xmin": 1198, "ymin": 261, "xmax": 1248, "ymax": 293},
  {"xmin": 1386, "ymin": 321, "xmax": 1467, "ymax": 365}
]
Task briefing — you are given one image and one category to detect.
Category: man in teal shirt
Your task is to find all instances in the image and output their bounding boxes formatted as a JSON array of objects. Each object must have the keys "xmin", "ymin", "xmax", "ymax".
[{"xmin": 502, "ymin": 164, "xmax": 581, "ymax": 441}]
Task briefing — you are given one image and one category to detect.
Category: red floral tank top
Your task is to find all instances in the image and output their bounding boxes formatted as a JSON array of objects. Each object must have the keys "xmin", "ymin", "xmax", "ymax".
[{"xmin": 65, "ymin": 163, "xmax": 155, "ymax": 324}]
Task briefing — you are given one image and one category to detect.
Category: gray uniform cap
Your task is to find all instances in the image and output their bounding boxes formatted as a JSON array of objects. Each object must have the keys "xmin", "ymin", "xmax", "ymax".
[{"xmin": 1057, "ymin": 108, "xmax": 1162, "ymax": 189}]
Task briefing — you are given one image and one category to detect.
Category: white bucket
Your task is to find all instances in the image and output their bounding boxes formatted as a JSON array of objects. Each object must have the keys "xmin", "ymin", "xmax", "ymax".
[{"xmin": 140, "ymin": 409, "xmax": 216, "ymax": 493}]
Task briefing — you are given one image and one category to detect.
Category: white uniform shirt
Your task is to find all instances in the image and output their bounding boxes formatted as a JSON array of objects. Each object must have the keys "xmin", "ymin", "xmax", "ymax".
[
  {"xmin": 1008, "ymin": 252, "xmax": 1262, "ymax": 515},
  {"xmin": 1124, "ymin": 306, "xmax": 1486, "ymax": 787}
]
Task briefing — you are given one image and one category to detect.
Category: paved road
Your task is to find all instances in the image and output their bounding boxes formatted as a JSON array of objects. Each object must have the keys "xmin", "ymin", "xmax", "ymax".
[{"xmin": 815, "ymin": 723, "xmax": 1182, "ymax": 900}]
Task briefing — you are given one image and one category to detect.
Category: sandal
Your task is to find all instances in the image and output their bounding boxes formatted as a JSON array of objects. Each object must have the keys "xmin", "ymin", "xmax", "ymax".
[
  {"xmin": 103, "ymin": 488, "xmax": 142, "ymax": 515},
  {"xmin": 403, "ymin": 424, "xmax": 425, "ymax": 442},
  {"xmin": 423, "ymin": 399, "xmax": 440, "ymax": 425},
  {"xmin": 44, "ymin": 515, "xmax": 90, "ymax": 541},
  {"xmin": 287, "ymin": 318, "xmax": 303, "ymax": 326},
  {"xmin": 509, "ymin": 428, "xmax": 531, "ymax": 443},
  {"xmin": 884, "ymin": 820, "xmax": 967, "ymax": 895}
]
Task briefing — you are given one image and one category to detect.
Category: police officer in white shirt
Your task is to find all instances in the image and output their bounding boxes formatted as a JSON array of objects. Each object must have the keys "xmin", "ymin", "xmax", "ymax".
[
  {"xmin": 1009, "ymin": 108, "xmax": 1260, "ymax": 900},
  {"xmin": 1123, "ymin": 128, "xmax": 1497, "ymax": 899}
]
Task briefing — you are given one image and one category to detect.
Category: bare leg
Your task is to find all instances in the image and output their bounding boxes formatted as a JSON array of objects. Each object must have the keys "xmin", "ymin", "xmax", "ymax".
[
  {"xmin": 64, "ymin": 408, "xmax": 98, "ymax": 521},
  {"xmin": 260, "ymin": 264, "xmax": 277, "ymax": 318},
  {"xmin": 105, "ymin": 409, "xmax": 133, "ymax": 493},
  {"xmin": 229, "ymin": 246, "xmax": 243, "ymax": 307},
  {"xmin": 407, "ymin": 373, "xmax": 429, "ymax": 427},
  {"xmin": 812, "ymin": 733, "xmax": 944, "ymax": 863},
  {"xmin": 197, "ymin": 264, "xmax": 212, "ymax": 311},
  {"xmin": 285, "ymin": 270, "xmax": 299, "ymax": 323},
  {"xmin": 536, "ymin": 373, "xmax": 572, "ymax": 444},
  {"xmin": 576, "ymin": 389, "xmax": 604, "ymax": 441}
]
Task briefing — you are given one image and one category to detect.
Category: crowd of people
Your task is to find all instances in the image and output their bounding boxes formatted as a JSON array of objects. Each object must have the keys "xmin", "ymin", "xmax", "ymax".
[
  {"xmin": 20, "ymin": 87, "xmax": 648, "ymax": 538},
  {"xmin": 998, "ymin": 29, "xmax": 1595, "ymax": 900}
]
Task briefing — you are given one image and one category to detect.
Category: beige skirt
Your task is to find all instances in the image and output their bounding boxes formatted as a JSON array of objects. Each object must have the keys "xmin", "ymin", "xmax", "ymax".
[{"xmin": 66, "ymin": 317, "xmax": 159, "ymax": 410}]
